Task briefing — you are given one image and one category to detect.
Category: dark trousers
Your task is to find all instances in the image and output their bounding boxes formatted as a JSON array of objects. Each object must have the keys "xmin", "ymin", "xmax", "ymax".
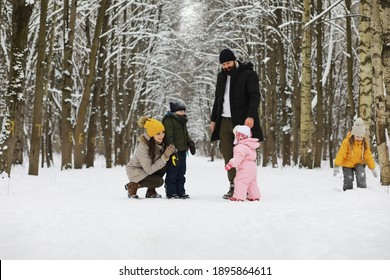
[
  {"xmin": 342, "ymin": 164, "xmax": 367, "ymax": 191},
  {"xmin": 165, "ymin": 151, "xmax": 187, "ymax": 197},
  {"xmin": 139, "ymin": 166, "xmax": 166, "ymax": 189},
  {"xmin": 219, "ymin": 117, "xmax": 236, "ymax": 184}
]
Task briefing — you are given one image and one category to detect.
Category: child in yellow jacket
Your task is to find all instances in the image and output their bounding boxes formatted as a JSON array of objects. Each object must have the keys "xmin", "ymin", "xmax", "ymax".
[{"xmin": 333, "ymin": 118, "xmax": 377, "ymax": 191}]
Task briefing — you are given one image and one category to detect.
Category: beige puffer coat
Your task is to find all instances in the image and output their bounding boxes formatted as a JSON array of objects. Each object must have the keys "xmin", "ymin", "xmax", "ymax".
[{"xmin": 126, "ymin": 133, "xmax": 167, "ymax": 183}]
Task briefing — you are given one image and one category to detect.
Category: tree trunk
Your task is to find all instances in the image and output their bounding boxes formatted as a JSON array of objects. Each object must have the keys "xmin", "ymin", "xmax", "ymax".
[
  {"xmin": 114, "ymin": 64, "xmax": 124, "ymax": 165},
  {"xmin": 299, "ymin": 0, "xmax": 314, "ymax": 168},
  {"xmin": 345, "ymin": 0, "xmax": 355, "ymax": 127},
  {"xmin": 28, "ymin": 0, "xmax": 48, "ymax": 176},
  {"xmin": 314, "ymin": 0, "xmax": 324, "ymax": 168},
  {"xmin": 257, "ymin": 50, "xmax": 266, "ymax": 166},
  {"xmin": 61, "ymin": 0, "xmax": 77, "ymax": 170},
  {"xmin": 98, "ymin": 4, "xmax": 113, "ymax": 168},
  {"xmin": 73, "ymin": 0, "xmax": 110, "ymax": 169},
  {"xmin": 279, "ymin": 42, "xmax": 290, "ymax": 167},
  {"xmin": 115, "ymin": 9, "xmax": 130, "ymax": 166},
  {"xmin": 291, "ymin": 4, "xmax": 302, "ymax": 166},
  {"xmin": 85, "ymin": 18, "xmax": 97, "ymax": 168},
  {"xmin": 264, "ymin": 30, "xmax": 278, "ymax": 167},
  {"xmin": 105, "ymin": 46, "xmax": 116, "ymax": 167},
  {"xmin": 0, "ymin": 0, "xmax": 34, "ymax": 177},
  {"xmin": 44, "ymin": 100, "xmax": 53, "ymax": 168},
  {"xmin": 379, "ymin": 0, "xmax": 390, "ymax": 148},
  {"xmin": 327, "ymin": 63, "xmax": 335, "ymax": 168},
  {"xmin": 42, "ymin": 1, "xmax": 58, "ymax": 169},
  {"xmin": 371, "ymin": 0, "xmax": 390, "ymax": 185},
  {"xmin": 261, "ymin": 25, "xmax": 269, "ymax": 167},
  {"xmin": 275, "ymin": 4, "xmax": 290, "ymax": 167},
  {"xmin": 359, "ymin": 0, "xmax": 373, "ymax": 141},
  {"xmin": 85, "ymin": 84, "xmax": 99, "ymax": 168}
]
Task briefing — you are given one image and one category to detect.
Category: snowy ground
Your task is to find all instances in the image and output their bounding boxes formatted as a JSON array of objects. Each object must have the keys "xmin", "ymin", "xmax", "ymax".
[{"xmin": 1, "ymin": 155, "xmax": 390, "ymax": 260}]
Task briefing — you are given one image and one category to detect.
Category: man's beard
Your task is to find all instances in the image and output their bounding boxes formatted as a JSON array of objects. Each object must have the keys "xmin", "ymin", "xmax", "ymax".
[{"xmin": 223, "ymin": 63, "xmax": 236, "ymax": 75}]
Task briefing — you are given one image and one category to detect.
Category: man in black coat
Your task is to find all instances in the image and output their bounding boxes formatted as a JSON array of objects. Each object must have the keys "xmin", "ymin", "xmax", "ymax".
[{"xmin": 210, "ymin": 48, "xmax": 264, "ymax": 199}]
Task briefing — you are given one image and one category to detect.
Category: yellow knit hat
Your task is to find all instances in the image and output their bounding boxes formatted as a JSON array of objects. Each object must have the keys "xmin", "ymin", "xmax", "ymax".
[{"xmin": 138, "ymin": 116, "xmax": 165, "ymax": 137}]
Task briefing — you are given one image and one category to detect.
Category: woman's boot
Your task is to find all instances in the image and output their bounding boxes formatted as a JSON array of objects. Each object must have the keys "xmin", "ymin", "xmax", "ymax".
[
  {"xmin": 145, "ymin": 188, "xmax": 162, "ymax": 198},
  {"xmin": 125, "ymin": 182, "xmax": 141, "ymax": 199}
]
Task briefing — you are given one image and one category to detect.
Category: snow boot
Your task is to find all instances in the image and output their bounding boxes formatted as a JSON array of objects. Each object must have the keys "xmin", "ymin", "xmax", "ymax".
[
  {"xmin": 167, "ymin": 194, "xmax": 180, "ymax": 199},
  {"xmin": 247, "ymin": 198, "xmax": 260, "ymax": 201},
  {"xmin": 145, "ymin": 188, "xmax": 162, "ymax": 198},
  {"xmin": 229, "ymin": 197, "xmax": 244, "ymax": 202},
  {"xmin": 179, "ymin": 193, "xmax": 190, "ymax": 199},
  {"xmin": 222, "ymin": 184, "xmax": 234, "ymax": 199},
  {"xmin": 125, "ymin": 182, "xmax": 141, "ymax": 199}
]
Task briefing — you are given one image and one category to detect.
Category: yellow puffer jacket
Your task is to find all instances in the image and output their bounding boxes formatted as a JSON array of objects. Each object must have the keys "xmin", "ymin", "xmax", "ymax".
[{"xmin": 334, "ymin": 132, "xmax": 375, "ymax": 169}]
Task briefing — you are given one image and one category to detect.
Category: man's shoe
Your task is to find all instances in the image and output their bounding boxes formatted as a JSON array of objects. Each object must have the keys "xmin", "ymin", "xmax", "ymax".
[{"xmin": 222, "ymin": 185, "xmax": 234, "ymax": 199}]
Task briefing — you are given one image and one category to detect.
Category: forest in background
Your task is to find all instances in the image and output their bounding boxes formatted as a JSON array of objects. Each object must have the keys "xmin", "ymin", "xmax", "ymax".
[{"xmin": 0, "ymin": 0, "xmax": 390, "ymax": 185}]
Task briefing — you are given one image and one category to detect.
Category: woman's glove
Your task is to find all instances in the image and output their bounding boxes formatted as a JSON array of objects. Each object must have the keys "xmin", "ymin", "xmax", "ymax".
[
  {"xmin": 371, "ymin": 169, "xmax": 378, "ymax": 178},
  {"xmin": 188, "ymin": 141, "xmax": 196, "ymax": 155},
  {"xmin": 162, "ymin": 144, "xmax": 176, "ymax": 161},
  {"xmin": 333, "ymin": 166, "xmax": 340, "ymax": 177}
]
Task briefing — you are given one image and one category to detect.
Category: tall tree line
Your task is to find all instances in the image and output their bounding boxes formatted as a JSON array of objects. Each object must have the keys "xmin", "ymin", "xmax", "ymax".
[{"xmin": 0, "ymin": 0, "xmax": 389, "ymax": 186}]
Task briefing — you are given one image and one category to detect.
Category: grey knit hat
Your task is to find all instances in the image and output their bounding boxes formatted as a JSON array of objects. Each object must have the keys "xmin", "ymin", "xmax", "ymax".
[
  {"xmin": 169, "ymin": 100, "xmax": 186, "ymax": 112},
  {"xmin": 351, "ymin": 118, "xmax": 365, "ymax": 137}
]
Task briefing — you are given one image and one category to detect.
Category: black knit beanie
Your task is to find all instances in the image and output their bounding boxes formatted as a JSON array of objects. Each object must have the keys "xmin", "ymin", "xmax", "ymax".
[{"xmin": 219, "ymin": 48, "xmax": 236, "ymax": 64}]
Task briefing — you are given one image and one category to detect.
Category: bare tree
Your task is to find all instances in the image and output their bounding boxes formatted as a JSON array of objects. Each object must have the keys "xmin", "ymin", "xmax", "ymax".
[
  {"xmin": 359, "ymin": 0, "xmax": 374, "ymax": 141},
  {"xmin": 263, "ymin": 12, "xmax": 278, "ymax": 167},
  {"xmin": 345, "ymin": 0, "xmax": 355, "ymax": 125},
  {"xmin": 299, "ymin": 0, "xmax": 314, "ymax": 168},
  {"xmin": 73, "ymin": 0, "xmax": 110, "ymax": 169},
  {"xmin": 371, "ymin": 0, "xmax": 390, "ymax": 185},
  {"xmin": 276, "ymin": 3, "xmax": 291, "ymax": 167},
  {"xmin": 61, "ymin": 0, "xmax": 78, "ymax": 170},
  {"xmin": 28, "ymin": 0, "xmax": 48, "ymax": 175},
  {"xmin": 0, "ymin": 0, "xmax": 34, "ymax": 177},
  {"xmin": 86, "ymin": 0, "xmax": 111, "ymax": 168},
  {"xmin": 314, "ymin": 0, "xmax": 324, "ymax": 168},
  {"xmin": 291, "ymin": 8, "xmax": 302, "ymax": 166}
]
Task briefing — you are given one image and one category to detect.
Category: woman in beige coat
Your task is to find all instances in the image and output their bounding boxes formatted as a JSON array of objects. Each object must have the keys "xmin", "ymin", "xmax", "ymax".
[{"xmin": 125, "ymin": 116, "xmax": 175, "ymax": 199}]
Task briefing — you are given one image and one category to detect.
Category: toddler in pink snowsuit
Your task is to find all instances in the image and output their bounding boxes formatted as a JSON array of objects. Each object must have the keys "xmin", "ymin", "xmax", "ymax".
[{"xmin": 225, "ymin": 125, "xmax": 261, "ymax": 202}]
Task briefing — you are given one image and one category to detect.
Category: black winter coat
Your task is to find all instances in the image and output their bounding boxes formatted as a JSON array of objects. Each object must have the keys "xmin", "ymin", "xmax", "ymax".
[{"xmin": 210, "ymin": 61, "xmax": 264, "ymax": 141}]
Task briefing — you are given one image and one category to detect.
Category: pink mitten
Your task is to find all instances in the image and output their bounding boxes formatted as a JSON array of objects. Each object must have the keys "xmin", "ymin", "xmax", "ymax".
[{"xmin": 225, "ymin": 163, "xmax": 233, "ymax": 171}]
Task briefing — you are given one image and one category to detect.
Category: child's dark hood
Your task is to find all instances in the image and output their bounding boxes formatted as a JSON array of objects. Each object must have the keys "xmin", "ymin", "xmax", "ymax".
[
  {"xmin": 220, "ymin": 60, "xmax": 254, "ymax": 76},
  {"xmin": 238, "ymin": 61, "xmax": 254, "ymax": 71}
]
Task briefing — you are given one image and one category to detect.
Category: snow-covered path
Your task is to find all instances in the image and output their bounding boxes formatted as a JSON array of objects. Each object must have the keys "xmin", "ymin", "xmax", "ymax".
[{"xmin": 1, "ymin": 156, "xmax": 390, "ymax": 260}]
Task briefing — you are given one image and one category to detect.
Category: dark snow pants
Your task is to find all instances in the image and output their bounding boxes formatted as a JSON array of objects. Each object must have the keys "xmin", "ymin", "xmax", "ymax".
[
  {"xmin": 342, "ymin": 164, "xmax": 367, "ymax": 191},
  {"xmin": 165, "ymin": 151, "xmax": 187, "ymax": 197},
  {"xmin": 219, "ymin": 117, "xmax": 236, "ymax": 185}
]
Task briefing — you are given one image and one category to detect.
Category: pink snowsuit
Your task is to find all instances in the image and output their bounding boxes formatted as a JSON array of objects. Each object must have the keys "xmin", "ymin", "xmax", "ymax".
[{"xmin": 228, "ymin": 138, "xmax": 261, "ymax": 201}]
